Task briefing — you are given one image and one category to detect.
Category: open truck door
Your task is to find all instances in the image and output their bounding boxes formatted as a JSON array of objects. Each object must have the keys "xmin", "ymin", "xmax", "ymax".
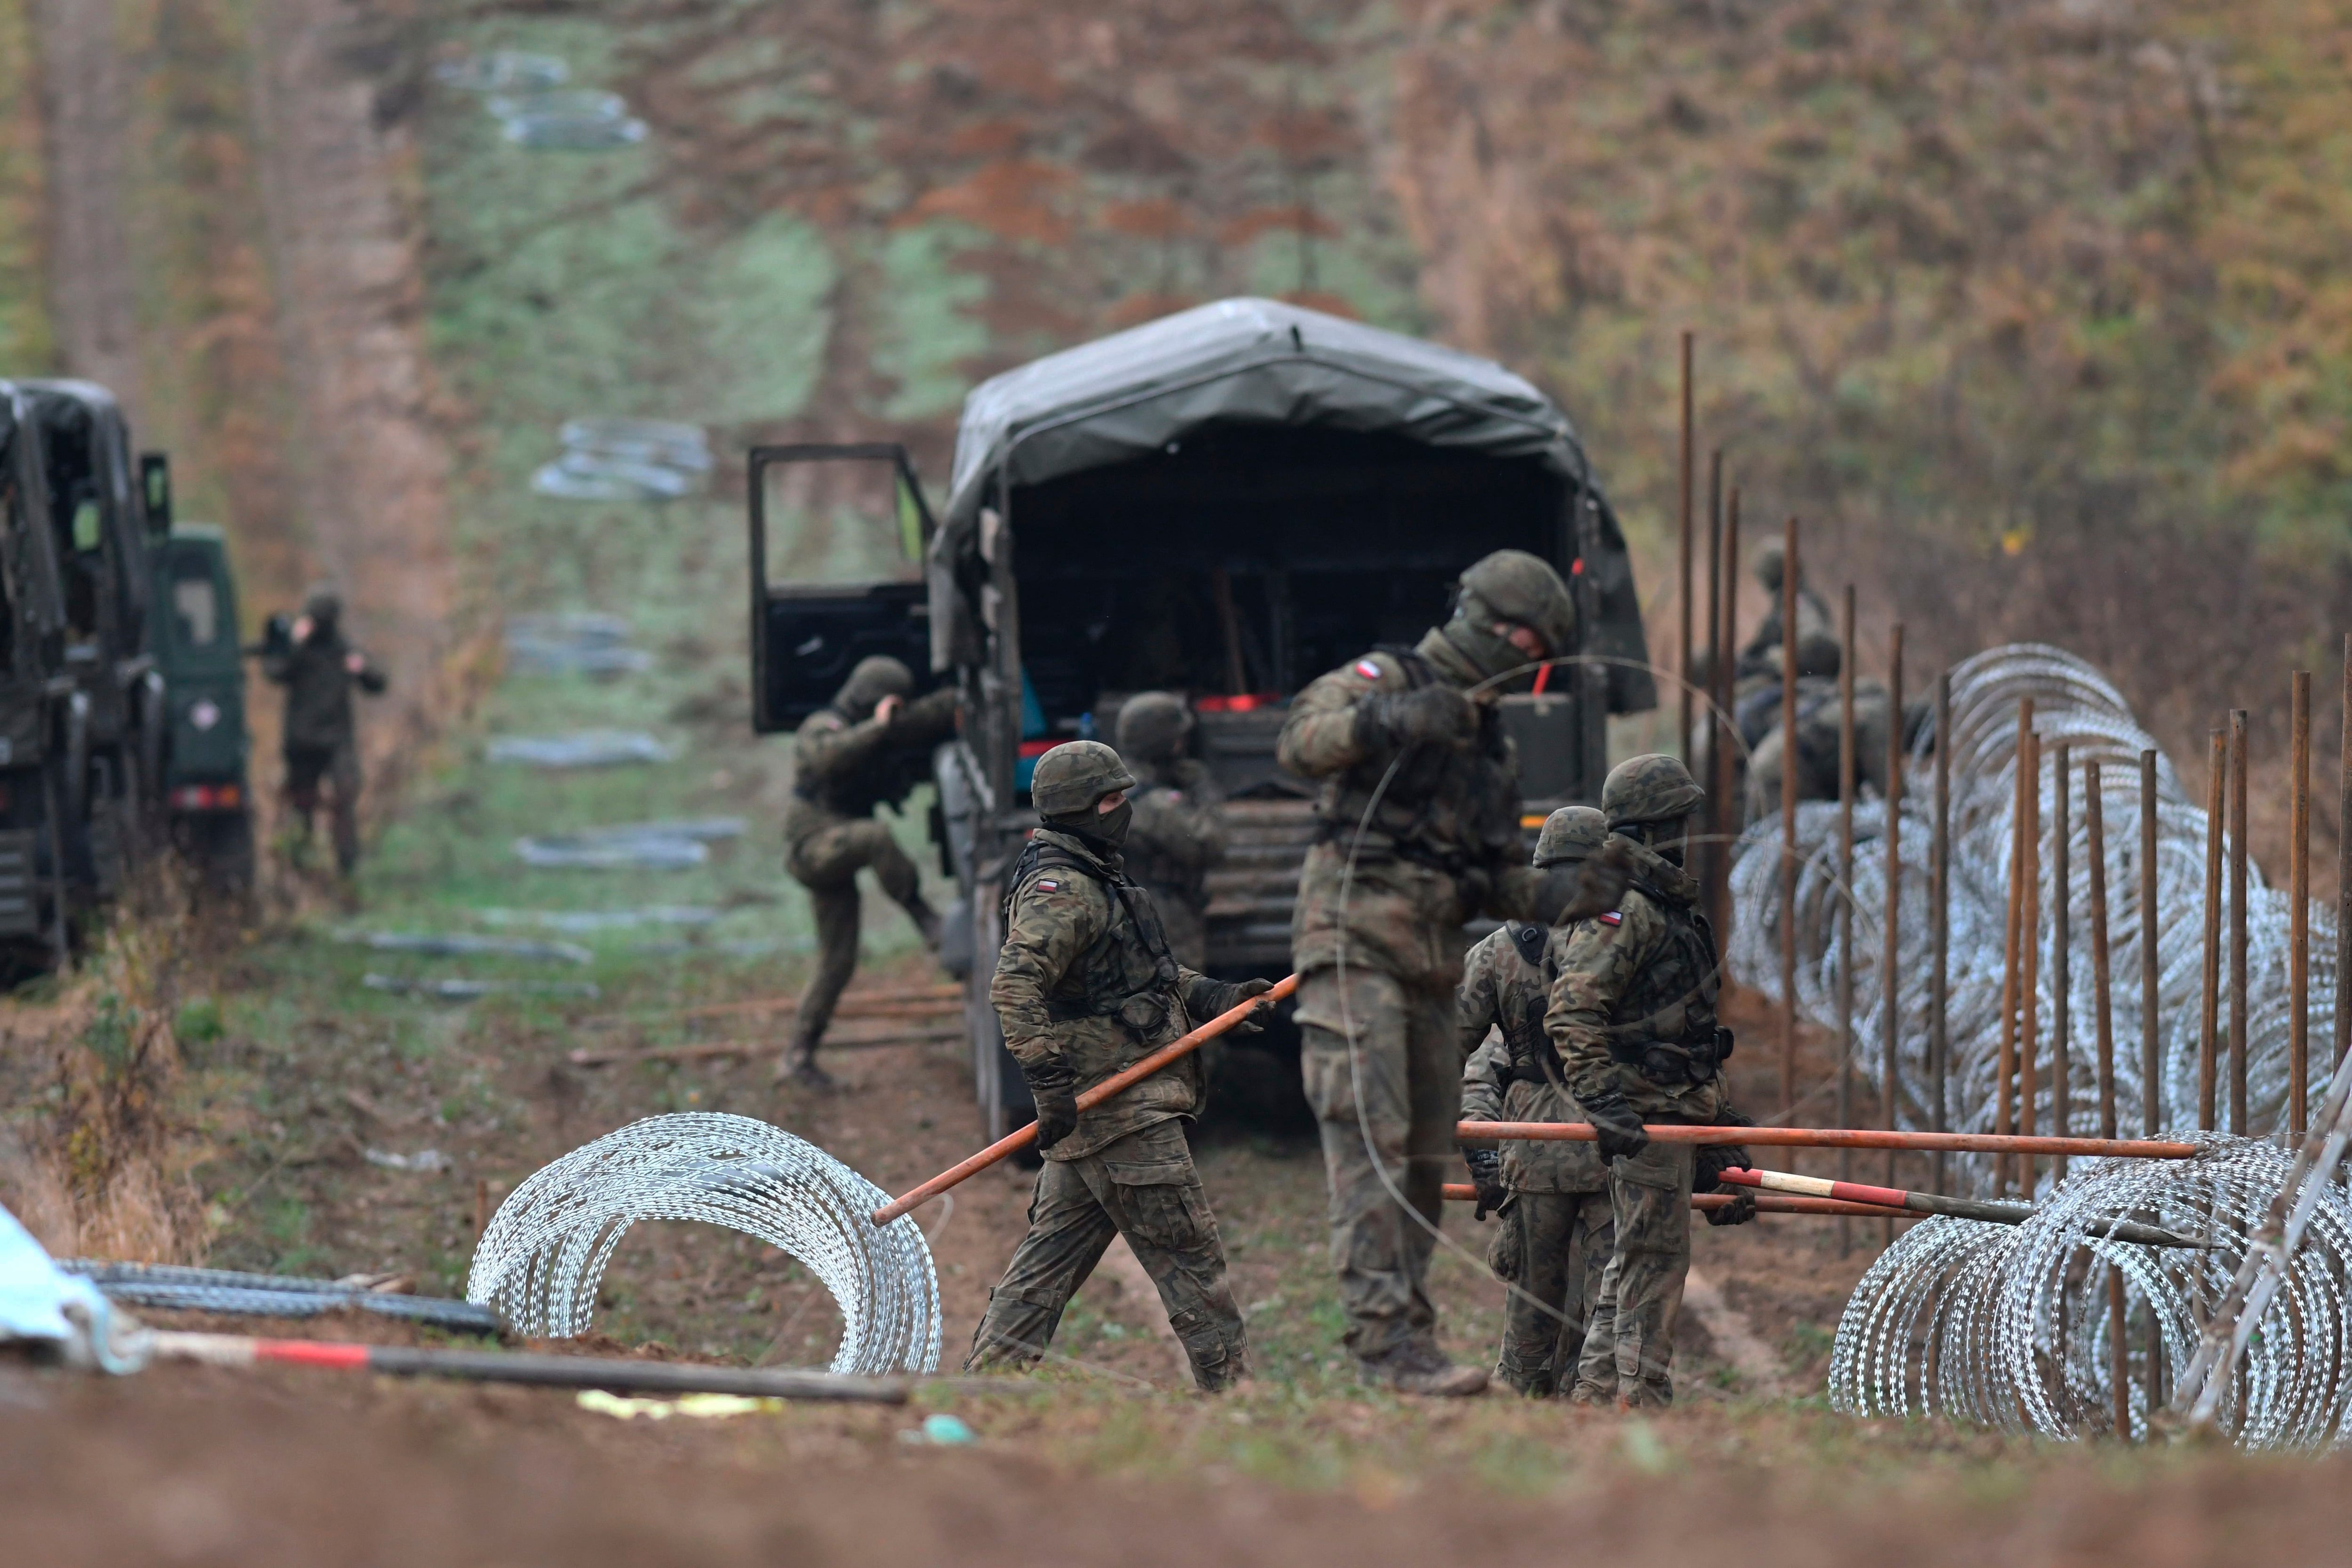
[
  {"xmin": 747, "ymin": 442, "xmax": 1021, "ymax": 1133},
  {"xmin": 747, "ymin": 443, "xmax": 938, "ymax": 732}
]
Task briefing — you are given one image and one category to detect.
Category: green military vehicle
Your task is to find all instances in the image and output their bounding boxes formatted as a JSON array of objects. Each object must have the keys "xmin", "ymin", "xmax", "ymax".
[
  {"xmin": 148, "ymin": 523, "xmax": 254, "ymax": 889},
  {"xmin": 747, "ymin": 299, "xmax": 1652, "ymax": 1137}
]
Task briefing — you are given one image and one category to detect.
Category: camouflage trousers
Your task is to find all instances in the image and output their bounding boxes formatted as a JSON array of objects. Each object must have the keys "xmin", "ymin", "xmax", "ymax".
[
  {"xmin": 1489, "ymin": 1190, "xmax": 1614, "ymax": 1398},
  {"xmin": 964, "ymin": 1118, "xmax": 1249, "ymax": 1391},
  {"xmin": 284, "ymin": 741, "xmax": 362, "ymax": 875},
  {"xmin": 1570, "ymin": 1140, "xmax": 1695, "ymax": 1409},
  {"xmin": 1295, "ymin": 963, "xmax": 1459, "ymax": 1361},
  {"xmin": 783, "ymin": 818, "xmax": 935, "ymax": 1059}
]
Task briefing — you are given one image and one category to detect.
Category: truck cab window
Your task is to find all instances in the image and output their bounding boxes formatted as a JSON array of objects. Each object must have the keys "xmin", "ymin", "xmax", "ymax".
[{"xmin": 172, "ymin": 569, "xmax": 222, "ymax": 649}]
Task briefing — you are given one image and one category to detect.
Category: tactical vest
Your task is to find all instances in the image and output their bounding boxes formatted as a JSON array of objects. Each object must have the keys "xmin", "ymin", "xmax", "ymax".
[
  {"xmin": 1001, "ymin": 836, "xmax": 1184, "ymax": 1037},
  {"xmin": 1313, "ymin": 647, "xmax": 1520, "ymax": 889},
  {"xmin": 791, "ymin": 709, "xmax": 915, "ymax": 819},
  {"xmin": 1598, "ymin": 880, "xmax": 1732, "ymax": 1086},
  {"xmin": 1120, "ymin": 777, "xmax": 1210, "ymax": 908},
  {"xmin": 1498, "ymin": 922, "xmax": 1564, "ymax": 1085}
]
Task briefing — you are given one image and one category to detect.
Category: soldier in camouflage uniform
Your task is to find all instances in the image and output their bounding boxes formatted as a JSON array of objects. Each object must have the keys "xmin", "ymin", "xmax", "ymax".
[
  {"xmin": 780, "ymin": 656, "xmax": 960, "ymax": 1088},
  {"xmin": 1457, "ymin": 805, "xmax": 1616, "ymax": 1397},
  {"xmin": 1114, "ymin": 692, "xmax": 1224, "ymax": 969},
  {"xmin": 1546, "ymin": 755, "xmax": 1755, "ymax": 1410},
  {"xmin": 262, "ymin": 586, "xmax": 386, "ymax": 876},
  {"xmin": 966, "ymin": 741, "xmax": 1273, "ymax": 1391},
  {"xmin": 1279, "ymin": 549, "xmax": 1600, "ymax": 1397},
  {"xmin": 1734, "ymin": 541, "xmax": 1833, "ymax": 687}
]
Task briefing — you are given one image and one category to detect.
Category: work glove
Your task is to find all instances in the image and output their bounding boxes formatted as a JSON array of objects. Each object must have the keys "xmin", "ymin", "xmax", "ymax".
[
  {"xmin": 1019, "ymin": 1053, "xmax": 1081, "ymax": 1152},
  {"xmin": 1354, "ymin": 684, "xmax": 1478, "ymax": 754},
  {"xmin": 1192, "ymin": 976, "xmax": 1277, "ymax": 1034},
  {"xmin": 1696, "ymin": 1112, "xmax": 1756, "ymax": 1226},
  {"xmin": 1705, "ymin": 1190, "xmax": 1757, "ymax": 1227},
  {"xmin": 1581, "ymin": 1087, "xmax": 1650, "ymax": 1162},
  {"xmin": 1463, "ymin": 1146, "xmax": 1511, "ymax": 1220}
]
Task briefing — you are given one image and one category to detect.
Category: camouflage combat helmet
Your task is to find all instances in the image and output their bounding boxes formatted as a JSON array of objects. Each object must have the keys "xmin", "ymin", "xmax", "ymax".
[
  {"xmin": 1461, "ymin": 549, "xmax": 1575, "ymax": 654},
  {"xmin": 1533, "ymin": 804, "xmax": 1607, "ymax": 868},
  {"xmin": 834, "ymin": 655, "xmax": 914, "ymax": 721},
  {"xmin": 303, "ymin": 583, "xmax": 343, "ymax": 624},
  {"xmin": 1753, "ymin": 540, "xmax": 1797, "ymax": 594},
  {"xmin": 1031, "ymin": 740, "xmax": 1136, "ymax": 818},
  {"xmin": 1115, "ymin": 692, "xmax": 1192, "ymax": 766},
  {"xmin": 1603, "ymin": 753, "xmax": 1704, "ymax": 828}
]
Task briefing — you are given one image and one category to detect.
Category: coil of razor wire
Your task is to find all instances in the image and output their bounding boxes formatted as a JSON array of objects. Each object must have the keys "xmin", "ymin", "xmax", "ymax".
[
  {"xmin": 1728, "ymin": 643, "xmax": 2339, "ymax": 1195},
  {"xmin": 466, "ymin": 1114, "xmax": 939, "ymax": 1375},
  {"xmin": 56, "ymin": 1260, "xmax": 501, "ymax": 1333},
  {"xmin": 1830, "ymin": 1136, "xmax": 2352, "ymax": 1447}
]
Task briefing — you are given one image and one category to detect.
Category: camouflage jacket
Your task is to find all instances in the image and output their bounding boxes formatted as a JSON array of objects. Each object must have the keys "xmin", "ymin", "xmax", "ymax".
[
  {"xmin": 1123, "ymin": 760, "xmax": 1224, "ymax": 969},
  {"xmin": 1279, "ymin": 630, "xmax": 1543, "ymax": 989},
  {"xmin": 1544, "ymin": 836, "xmax": 1733, "ymax": 1122},
  {"xmin": 263, "ymin": 631, "xmax": 385, "ymax": 753},
  {"xmin": 991, "ymin": 827, "xmax": 1223, "ymax": 1162},
  {"xmin": 782, "ymin": 686, "xmax": 958, "ymax": 848},
  {"xmin": 1456, "ymin": 926, "xmax": 1609, "ymax": 1193},
  {"xmin": 1735, "ymin": 582, "xmax": 1833, "ymax": 683}
]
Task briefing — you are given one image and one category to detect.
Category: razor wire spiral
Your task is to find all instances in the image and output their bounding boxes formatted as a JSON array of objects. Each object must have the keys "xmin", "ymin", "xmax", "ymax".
[
  {"xmin": 1728, "ymin": 643, "xmax": 2340, "ymax": 1194},
  {"xmin": 1830, "ymin": 1137, "xmax": 2352, "ymax": 1446},
  {"xmin": 466, "ymin": 1114, "xmax": 940, "ymax": 1375}
]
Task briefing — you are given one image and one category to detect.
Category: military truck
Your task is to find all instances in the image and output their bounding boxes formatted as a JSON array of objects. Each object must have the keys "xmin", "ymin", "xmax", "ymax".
[
  {"xmin": 748, "ymin": 299, "xmax": 1652, "ymax": 1137},
  {"xmin": 149, "ymin": 523, "xmax": 254, "ymax": 889},
  {"xmin": 14, "ymin": 381, "xmax": 168, "ymax": 898}
]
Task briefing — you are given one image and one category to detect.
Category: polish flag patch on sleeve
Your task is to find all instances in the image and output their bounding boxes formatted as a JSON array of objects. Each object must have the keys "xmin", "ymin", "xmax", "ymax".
[
  {"xmin": 1598, "ymin": 911, "xmax": 1623, "ymax": 926},
  {"xmin": 1353, "ymin": 658, "xmax": 1383, "ymax": 680},
  {"xmin": 1036, "ymin": 879, "xmax": 1061, "ymax": 892}
]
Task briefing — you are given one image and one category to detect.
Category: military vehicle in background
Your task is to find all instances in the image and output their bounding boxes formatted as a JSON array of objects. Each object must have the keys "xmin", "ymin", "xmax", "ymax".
[
  {"xmin": 747, "ymin": 299, "xmax": 1652, "ymax": 1137},
  {"xmin": 150, "ymin": 523, "xmax": 254, "ymax": 889}
]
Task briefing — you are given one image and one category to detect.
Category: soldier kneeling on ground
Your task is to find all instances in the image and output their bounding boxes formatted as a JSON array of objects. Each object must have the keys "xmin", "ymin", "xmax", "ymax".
[
  {"xmin": 1458, "ymin": 805, "xmax": 1616, "ymax": 1398},
  {"xmin": 780, "ymin": 656, "xmax": 959, "ymax": 1090},
  {"xmin": 1546, "ymin": 755, "xmax": 1756, "ymax": 1410},
  {"xmin": 965, "ymin": 740, "xmax": 1273, "ymax": 1392}
]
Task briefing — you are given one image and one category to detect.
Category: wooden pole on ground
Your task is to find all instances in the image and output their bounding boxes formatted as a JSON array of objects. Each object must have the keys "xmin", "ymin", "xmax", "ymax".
[
  {"xmin": 1779, "ymin": 517, "xmax": 1801, "ymax": 1119},
  {"xmin": 1837, "ymin": 585, "xmax": 1858, "ymax": 1256}
]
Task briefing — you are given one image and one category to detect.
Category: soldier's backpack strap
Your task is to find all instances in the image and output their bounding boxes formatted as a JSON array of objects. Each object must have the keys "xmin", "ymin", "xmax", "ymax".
[{"xmin": 1506, "ymin": 921, "xmax": 1549, "ymax": 969}]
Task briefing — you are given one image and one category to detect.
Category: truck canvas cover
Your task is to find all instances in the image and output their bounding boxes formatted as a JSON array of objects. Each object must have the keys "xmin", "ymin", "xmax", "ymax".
[{"xmin": 938, "ymin": 296, "xmax": 1653, "ymax": 711}]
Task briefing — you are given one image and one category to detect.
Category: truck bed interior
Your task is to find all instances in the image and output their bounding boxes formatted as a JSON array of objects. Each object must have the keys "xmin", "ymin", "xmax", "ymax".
[{"xmin": 1009, "ymin": 423, "xmax": 1570, "ymax": 730}]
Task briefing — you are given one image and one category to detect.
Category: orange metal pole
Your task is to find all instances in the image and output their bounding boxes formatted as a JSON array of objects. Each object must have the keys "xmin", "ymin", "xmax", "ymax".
[{"xmin": 870, "ymin": 974, "xmax": 1297, "ymax": 1224}]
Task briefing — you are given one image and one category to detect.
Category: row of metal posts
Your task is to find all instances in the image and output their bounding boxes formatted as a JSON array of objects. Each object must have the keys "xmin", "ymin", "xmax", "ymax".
[{"xmin": 1672, "ymin": 332, "xmax": 2352, "ymax": 1207}]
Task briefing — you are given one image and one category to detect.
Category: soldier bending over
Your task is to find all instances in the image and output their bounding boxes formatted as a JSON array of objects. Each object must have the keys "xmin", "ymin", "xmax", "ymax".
[{"xmin": 781, "ymin": 656, "xmax": 958, "ymax": 1089}]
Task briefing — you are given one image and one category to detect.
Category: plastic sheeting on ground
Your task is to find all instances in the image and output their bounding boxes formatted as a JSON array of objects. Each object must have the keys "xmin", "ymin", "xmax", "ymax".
[
  {"xmin": 477, "ymin": 906, "xmax": 718, "ymax": 931},
  {"xmin": 504, "ymin": 614, "xmax": 652, "ymax": 677},
  {"xmin": 362, "ymin": 974, "xmax": 602, "ymax": 1001},
  {"xmin": 486, "ymin": 731, "xmax": 675, "ymax": 768},
  {"xmin": 339, "ymin": 931, "xmax": 593, "ymax": 965},
  {"xmin": 0, "ymin": 1205, "xmax": 146, "ymax": 1372},
  {"xmin": 513, "ymin": 818, "xmax": 745, "ymax": 870}
]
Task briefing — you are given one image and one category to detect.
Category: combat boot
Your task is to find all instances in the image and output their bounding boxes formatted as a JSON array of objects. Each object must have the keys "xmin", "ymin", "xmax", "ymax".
[
  {"xmin": 1355, "ymin": 1337, "xmax": 1487, "ymax": 1398},
  {"xmin": 774, "ymin": 1032, "xmax": 836, "ymax": 1092}
]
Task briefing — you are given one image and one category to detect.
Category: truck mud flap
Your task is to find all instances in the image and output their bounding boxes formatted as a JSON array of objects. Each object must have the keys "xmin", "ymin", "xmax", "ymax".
[{"xmin": 0, "ymin": 829, "xmax": 43, "ymax": 936}]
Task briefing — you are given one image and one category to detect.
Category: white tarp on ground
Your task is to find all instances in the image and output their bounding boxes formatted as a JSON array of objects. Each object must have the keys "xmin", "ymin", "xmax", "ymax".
[{"xmin": 0, "ymin": 1204, "xmax": 144, "ymax": 1371}]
